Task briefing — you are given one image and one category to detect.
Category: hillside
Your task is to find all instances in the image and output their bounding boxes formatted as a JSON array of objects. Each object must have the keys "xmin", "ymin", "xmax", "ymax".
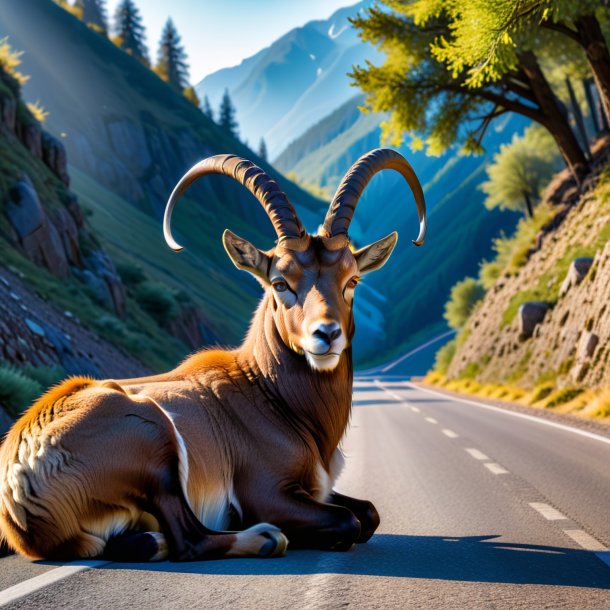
[
  {"xmin": 430, "ymin": 140, "xmax": 610, "ymax": 420},
  {"xmin": 274, "ymin": 95, "xmax": 524, "ymax": 367},
  {"xmin": 0, "ymin": 0, "xmax": 327, "ymax": 352},
  {"xmin": 196, "ymin": 2, "xmax": 380, "ymax": 157}
]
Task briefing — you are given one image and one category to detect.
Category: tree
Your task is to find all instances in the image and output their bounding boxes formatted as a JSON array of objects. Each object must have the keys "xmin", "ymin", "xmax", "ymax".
[
  {"xmin": 258, "ymin": 137, "xmax": 268, "ymax": 161},
  {"xmin": 74, "ymin": 0, "xmax": 107, "ymax": 33},
  {"xmin": 444, "ymin": 277, "xmax": 485, "ymax": 329},
  {"xmin": 430, "ymin": 0, "xmax": 610, "ymax": 126},
  {"xmin": 481, "ymin": 125, "xmax": 561, "ymax": 218},
  {"xmin": 218, "ymin": 88, "xmax": 239, "ymax": 138},
  {"xmin": 113, "ymin": 0, "xmax": 149, "ymax": 66},
  {"xmin": 155, "ymin": 18, "xmax": 189, "ymax": 91},
  {"xmin": 350, "ymin": 4, "xmax": 589, "ymax": 182},
  {"xmin": 202, "ymin": 95, "xmax": 214, "ymax": 121}
]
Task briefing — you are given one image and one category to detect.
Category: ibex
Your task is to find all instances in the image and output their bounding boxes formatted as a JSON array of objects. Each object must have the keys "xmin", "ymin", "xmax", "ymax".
[{"xmin": 0, "ymin": 148, "xmax": 426, "ymax": 562}]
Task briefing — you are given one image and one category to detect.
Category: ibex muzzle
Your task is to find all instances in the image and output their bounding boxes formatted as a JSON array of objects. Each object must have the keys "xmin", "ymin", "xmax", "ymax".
[{"xmin": 0, "ymin": 149, "xmax": 426, "ymax": 562}]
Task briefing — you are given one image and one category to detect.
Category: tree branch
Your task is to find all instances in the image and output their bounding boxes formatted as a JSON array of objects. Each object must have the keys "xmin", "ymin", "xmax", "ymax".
[{"xmin": 541, "ymin": 20, "xmax": 581, "ymax": 44}]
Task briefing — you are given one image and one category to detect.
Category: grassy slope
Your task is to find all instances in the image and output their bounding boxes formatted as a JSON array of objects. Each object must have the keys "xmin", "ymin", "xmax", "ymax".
[{"xmin": 0, "ymin": 0, "xmax": 328, "ymax": 361}]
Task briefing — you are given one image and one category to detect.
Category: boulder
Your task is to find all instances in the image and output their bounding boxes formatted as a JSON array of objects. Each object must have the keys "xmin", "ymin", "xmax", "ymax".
[
  {"xmin": 80, "ymin": 250, "xmax": 126, "ymax": 317},
  {"xmin": 41, "ymin": 132, "xmax": 70, "ymax": 186},
  {"xmin": 0, "ymin": 93, "xmax": 17, "ymax": 133},
  {"xmin": 559, "ymin": 257, "xmax": 594, "ymax": 297},
  {"xmin": 578, "ymin": 331, "xmax": 599, "ymax": 360},
  {"xmin": 5, "ymin": 176, "xmax": 45, "ymax": 238},
  {"xmin": 19, "ymin": 121, "xmax": 42, "ymax": 158},
  {"xmin": 50, "ymin": 207, "xmax": 82, "ymax": 266},
  {"xmin": 518, "ymin": 301, "xmax": 549, "ymax": 340}
]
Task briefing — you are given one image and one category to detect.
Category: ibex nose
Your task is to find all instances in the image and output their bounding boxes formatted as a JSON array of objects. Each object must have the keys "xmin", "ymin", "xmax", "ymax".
[{"xmin": 311, "ymin": 322, "xmax": 342, "ymax": 345}]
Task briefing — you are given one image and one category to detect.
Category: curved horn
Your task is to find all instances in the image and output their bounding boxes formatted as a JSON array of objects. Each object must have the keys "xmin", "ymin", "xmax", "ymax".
[
  {"xmin": 321, "ymin": 148, "xmax": 427, "ymax": 246},
  {"xmin": 164, "ymin": 154, "xmax": 306, "ymax": 251}
]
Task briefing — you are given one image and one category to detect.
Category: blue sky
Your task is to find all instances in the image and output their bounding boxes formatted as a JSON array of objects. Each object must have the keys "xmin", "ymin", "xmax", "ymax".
[{"xmin": 105, "ymin": 0, "xmax": 355, "ymax": 83}]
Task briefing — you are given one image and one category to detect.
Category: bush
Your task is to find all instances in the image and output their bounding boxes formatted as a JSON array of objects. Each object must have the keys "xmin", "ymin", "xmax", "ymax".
[
  {"xmin": 116, "ymin": 261, "xmax": 147, "ymax": 286},
  {"xmin": 0, "ymin": 365, "xmax": 43, "ymax": 417},
  {"xmin": 21, "ymin": 364, "xmax": 65, "ymax": 390},
  {"xmin": 434, "ymin": 338, "xmax": 457, "ymax": 374},
  {"xmin": 134, "ymin": 281, "xmax": 179, "ymax": 325},
  {"xmin": 444, "ymin": 277, "xmax": 485, "ymax": 329},
  {"xmin": 545, "ymin": 388, "xmax": 584, "ymax": 408}
]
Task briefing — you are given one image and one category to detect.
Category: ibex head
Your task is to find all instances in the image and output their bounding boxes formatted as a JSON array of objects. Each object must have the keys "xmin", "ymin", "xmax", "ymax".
[{"xmin": 163, "ymin": 149, "xmax": 426, "ymax": 372}]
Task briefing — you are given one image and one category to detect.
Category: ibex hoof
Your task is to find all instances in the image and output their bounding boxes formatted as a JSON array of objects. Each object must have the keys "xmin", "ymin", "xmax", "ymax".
[{"xmin": 231, "ymin": 523, "xmax": 288, "ymax": 558}]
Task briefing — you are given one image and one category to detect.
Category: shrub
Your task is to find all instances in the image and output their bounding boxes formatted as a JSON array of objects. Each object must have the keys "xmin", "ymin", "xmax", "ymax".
[
  {"xmin": 134, "ymin": 281, "xmax": 179, "ymax": 325},
  {"xmin": 21, "ymin": 364, "xmax": 65, "ymax": 390},
  {"xmin": 444, "ymin": 277, "xmax": 485, "ymax": 329},
  {"xmin": 116, "ymin": 261, "xmax": 147, "ymax": 286},
  {"xmin": 0, "ymin": 365, "xmax": 43, "ymax": 417},
  {"xmin": 545, "ymin": 388, "xmax": 584, "ymax": 408},
  {"xmin": 529, "ymin": 383, "xmax": 554, "ymax": 404},
  {"xmin": 433, "ymin": 338, "xmax": 456, "ymax": 374}
]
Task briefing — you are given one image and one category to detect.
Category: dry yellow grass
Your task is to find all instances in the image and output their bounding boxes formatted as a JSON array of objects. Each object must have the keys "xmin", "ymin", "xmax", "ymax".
[{"xmin": 423, "ymin": 374, "xmax": 610, "ymax": 422}]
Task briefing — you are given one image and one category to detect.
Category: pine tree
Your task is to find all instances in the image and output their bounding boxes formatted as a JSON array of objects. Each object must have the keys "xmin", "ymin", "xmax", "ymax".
[
  {"xmin": 113, "ymin": 0, "xmax": 149, "ymax": 66},
  {"xmin": 202, "ymin": 95, "xmax": 214, "ymax": 121},
  {"xmin": 218, "ymin": 89, "xmax": 239, "ymax": 138},
  {"xmin": 155, "ymin": 18, "xmax": 189, "ymax": 91},
  {"xmin": 75, "ymin": 0, "xmax": 107, "ymax": 33},
  {"xmin": 350, "ymin": 4, "xmax": 589, "ymax": 182},
  {"xmin": 258, "ymin": 138, "xmax": 268, "ymax": 161}
]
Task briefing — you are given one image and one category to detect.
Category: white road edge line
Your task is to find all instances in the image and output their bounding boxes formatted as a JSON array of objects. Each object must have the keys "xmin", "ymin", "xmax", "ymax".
[
  {"xmin": 465, "ymin": 448, "xmax": 489, "ymax": 460},
  {"xmin": 529, "ymin": 502, "xmax": 567, "ymax": 521},
  {"xmin": 408, "ymin": 383, "xmax": 610, "ymax": 446},
  {"xmin": 442, "ymin": 429, "xmax": 458, "ymax": 438},
  {"xmin": 563, "ymin": 530, "xmax": 610, "ymax": 569},
  {"xmin": 0, "ymin": 560, "xmax": 110, "ymax": 607},
  {"xmin": 484, "ymin": 462, "xmax": 509, "ymax": 475},
  {"xmin": 425, "ymin": 417, "xmax": 438, "ymax": 424}
]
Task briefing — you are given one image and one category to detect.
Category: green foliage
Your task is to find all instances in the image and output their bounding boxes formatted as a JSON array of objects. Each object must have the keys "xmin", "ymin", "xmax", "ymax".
[
  {"xmin": 183, "ymin": 86, "xmax": 199, "ymax": 107},
  {"xmin": 116, "ymin": 260, "xmax": 146, "ymax": 285},
  {"xmin": 459, "ymin": 361, "xmax": 480, "ymax": 379},
  {"xmin": 444, "ymin": 277, "xmax": 485, "ymax": 329},
  {"xmin": 218, "ymin": 88, "xmax": 239, "ymax": 138},
  {"xmin": 507, "ymin": 350, "xmax": 533, "ymax": 383},
  {"xmin": 481, "ymin": 125, "xmax": 561, "ymax": 217},
  {"xmin": 546, "ymin": 387, "xmax": 585, "ymax": 408},
  {"xmin": 155, "ymin": 18, "xmax": 189, "ymax": 91},
  {"xmin": 112, "ymin": 0, "xmax": 149, "ymax": 65},
  {"xmin": 21, "ymin": 364, "xmax": 66, "ymax": 390},
  {"xmin": 258, "ymin": 138, "xmax": 268, "ymax": 162},
  {"xmin": 0, "ymin": 365, "xmax": 43, "ymax": 417},
  {"xmin": 133, "ymin": 281, "xmax": 179, "ymax": 325},
  {"xmin": 529, "ymin": 382, "xmax": 555, "ymax": 403},
  {"xmin": 202, "ymin": 94, "xmax": 214, "ymax": 121},
  {"xmin": 433, "ymin": 338, "xmax": 457, "ymax": 374}
]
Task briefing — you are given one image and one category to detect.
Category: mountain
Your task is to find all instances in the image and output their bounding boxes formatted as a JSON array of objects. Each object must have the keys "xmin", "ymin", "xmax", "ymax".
[
  {"xmin": 196, "ymin": 2, "xmax": 379, "ymax": 157},
  {"xmin": 0, "ymin": 0, "xmax": 327, "ymax": 361},
  {"xmin": 275, "ymin": 96, "xmax": 525, "ymax": 367}
]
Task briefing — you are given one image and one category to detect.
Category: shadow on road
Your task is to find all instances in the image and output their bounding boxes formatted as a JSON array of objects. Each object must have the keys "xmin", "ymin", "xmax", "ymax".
[{"xmin": 100, "ymin": 534, "xmax": 610, "ymax": 588}]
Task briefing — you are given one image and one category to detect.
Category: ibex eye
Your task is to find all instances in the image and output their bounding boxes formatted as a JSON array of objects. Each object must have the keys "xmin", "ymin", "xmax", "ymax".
[{"xmin": 272, "ymin": 280, "xmax": 288, "ymax": 292}]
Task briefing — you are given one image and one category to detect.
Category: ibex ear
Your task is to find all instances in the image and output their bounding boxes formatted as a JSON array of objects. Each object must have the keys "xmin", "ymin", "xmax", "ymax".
[
  {"xmin": 354, "ymin": 232, "xmax": 398, "ymax": 275},
  {"xmin": 223, "ymin": 229, "xmax": 271, "ymax": 285}
]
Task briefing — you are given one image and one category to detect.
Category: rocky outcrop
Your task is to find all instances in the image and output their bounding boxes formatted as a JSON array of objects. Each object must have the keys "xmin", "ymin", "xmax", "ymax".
[
  {"xmin": 167, "ymin": 303, "xmax": 219, "ymax": 350},
  {"xmin": 447, "ymin": 160, "xmax": 610, "ymax": 390},
  {"xmin": 5, "ymin": 176, "xmax": 71, "ymax": 277}
]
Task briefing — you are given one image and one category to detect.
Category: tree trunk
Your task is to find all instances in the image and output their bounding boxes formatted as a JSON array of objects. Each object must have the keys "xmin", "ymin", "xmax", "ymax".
[
  {"xmin": 523, "ymin": 190, "xmax": 534, "ymax": 218},
  {"xmin": 519, "ymin": 51, "xmax": 589, "ymax": 184},
  {"xmin": 575, "ymin": 14, "xmax": 610, "ymax": 129},
  {"xmin": 566, "ymin": 77, "xmax": 590, "ymax": 159},
  {"xmin": 583, "ymin": 78, "xmax": 600, "ymax": 134}
]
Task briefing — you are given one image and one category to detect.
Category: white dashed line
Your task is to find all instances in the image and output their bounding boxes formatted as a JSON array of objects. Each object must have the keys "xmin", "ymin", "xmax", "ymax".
[
  {"xmin": 0, "ymin": 561, "xmax": 109, "ymax": 607},
  {"xmin": 442, "ymin": 429, "xmax": 458, "ymax": 438},
  {"xmin": 425, "ymin": 417, "xmax": 438, "ymax": 424},
  {"xmin": 529, "ymin": 502, "xmax": 567, "ymax": 521},
  {"xmin": 374, "ymin": 381, "xmax": 404, "ymax": 402},
  {"xmin": 563, "ymin": 530, "xmax": 610, "ymax": 569},
  {"xmin": 465, "ymin": 448, "xmax": 489, "ymax": 461},
  {"xmin": 410, "ymin": 406, "xmax": 420, "ymax": 413},
  {"xmin": 484, "ymin": 463, "xmax": 509, "ymax": 475}
]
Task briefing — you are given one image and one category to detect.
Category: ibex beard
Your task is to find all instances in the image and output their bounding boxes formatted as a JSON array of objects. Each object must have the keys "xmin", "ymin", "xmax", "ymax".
[{"xmin": 0, "ymin": 149, "xmax": 426, "ymax": 562}]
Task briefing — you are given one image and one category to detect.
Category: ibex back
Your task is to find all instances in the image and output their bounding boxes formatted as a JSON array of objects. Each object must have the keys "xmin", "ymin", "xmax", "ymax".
[{"xmin": 0, "ymin": 148, "xmax": 426, "ymax": 561}]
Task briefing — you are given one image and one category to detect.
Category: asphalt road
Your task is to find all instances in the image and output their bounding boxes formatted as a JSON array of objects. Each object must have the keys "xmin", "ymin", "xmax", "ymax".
[{"xmin": 1, "ymin": 380, "xmax": 609, "ymax": 609}]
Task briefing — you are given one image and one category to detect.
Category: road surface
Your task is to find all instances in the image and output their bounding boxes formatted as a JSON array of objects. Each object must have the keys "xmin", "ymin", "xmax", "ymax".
[{"xmin": 1, "ymin": 380, "xmax": 609, "ymax": 609}]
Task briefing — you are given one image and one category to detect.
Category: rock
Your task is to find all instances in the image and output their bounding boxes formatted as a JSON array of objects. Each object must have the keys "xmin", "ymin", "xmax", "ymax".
[
  {"xmin": 559, "ymin": 257, "xmax": 594, "ymax": 297},
  {"xmin": 9, "ymin": 292, "xmax": 20, "ymax": 302},
  {"xmin": 167, "ymin": 303, "xmax": 219, "ymax": 349},
  {"xmin": 82, "ymin": 250, "xmax": 126, "ymax": 317},
  {"xmin": 578, "ymin": 331, "xmax": 599, "ymax": 360},
  {"xmin": 50, "ymin": 207, "xmax": 82, "ymax": 266},
  {"xmin": 518, "ymin": 301, "xmax": 549, "ymax": 340},
  {"xmin": 19, "ymin": 120, "xmax": 42, "ymax": 158},
  {"xmin": 21, "ymin": 217, "xmax": 70, "ymax": 278},
  {"xmin": 5, "ymin": 176, "xmax": 45, "ymax": 238},
  {"xmin": 107, "ymin": 119, "xmax": 152, "ymax": 174},
  {"xmin": 0, "ymin": 277, "xmax": 10, "ymax": 288},
  {"xmin": 64, "ymin": 193, "xmax": 84, "ymax": 228},
  {"xmin": 25, "ymin": 319, "xmax": 45, "ymax": 337},
  {"xmin": 41, "ymin": 132, "xmax": 70, "ymax": 186},
  {"xmin": 0, "ymin": 93, "xmax": 17, "ymax": 133}
]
